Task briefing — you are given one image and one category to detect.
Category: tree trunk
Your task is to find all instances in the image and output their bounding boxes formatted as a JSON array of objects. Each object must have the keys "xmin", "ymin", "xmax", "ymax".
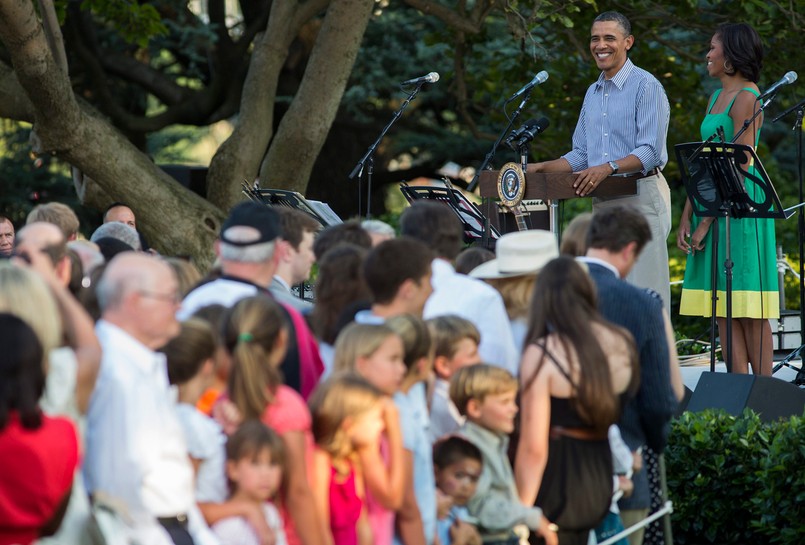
[
  {"xmin": 0, "ymin": 0, "xmax": 224, "ymax": 270},
  {"xmin": 258, "ymin": 0, "xmax": 375, "ymax": 193},
  {"xmin": 206, "ymin": 0, "xmax": 329, "ymax": 211}
]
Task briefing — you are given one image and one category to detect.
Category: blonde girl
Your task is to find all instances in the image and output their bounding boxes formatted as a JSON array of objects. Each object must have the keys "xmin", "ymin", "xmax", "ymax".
[
  {"xmin": 309, "ymin": 374, "xmax": 387, "ymax": 545},
  {"xmin": 213, "ymin": 420, "xmax": 288, "ymax": 545},
  {"xmin": 333, "ymin": 323, "xmax": 406, "ymax": 545}
]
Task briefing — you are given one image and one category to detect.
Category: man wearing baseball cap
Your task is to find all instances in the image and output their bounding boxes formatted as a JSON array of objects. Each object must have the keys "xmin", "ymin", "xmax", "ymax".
[{"xmin": 179, "ymin": 201, "xmax": 323, "ymax": 398}]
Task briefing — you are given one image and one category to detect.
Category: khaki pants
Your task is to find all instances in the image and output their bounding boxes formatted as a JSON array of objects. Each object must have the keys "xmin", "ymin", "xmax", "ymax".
[
  {"xmin": 619, "ymin": 508, "xmax": 650, "ymax": 545},
  {"xmin": 593, "ymin": 172, "xmax": 672, "ymax": 313}
]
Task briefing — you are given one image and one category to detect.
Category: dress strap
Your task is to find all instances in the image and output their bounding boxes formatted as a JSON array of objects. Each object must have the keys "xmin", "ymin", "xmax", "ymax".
[
  {"xmin": 706, "ymin": 89, "xmax": 721, "ymax": 114},
  {"xmin": 725, "ymin": 87, "xmax": 760, "ymax": 114},
  {"xmin": 535, "ymin": 340, "xmax": 576, "ymax": 388}
]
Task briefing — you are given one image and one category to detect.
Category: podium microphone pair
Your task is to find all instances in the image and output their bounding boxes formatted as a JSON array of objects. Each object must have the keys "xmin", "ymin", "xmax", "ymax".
[{"xmin": 506, "ymin": 117, "xmax": 550, "ymax": 150}]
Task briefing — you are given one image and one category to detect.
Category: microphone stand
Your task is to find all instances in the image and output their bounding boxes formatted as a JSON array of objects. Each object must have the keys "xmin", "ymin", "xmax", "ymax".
[
  {"xmin": 349, "ymin": 83, "xmax": 425, "ymax": 218},
  {"xmin": 771, "ymin": 98, "xmax": 805, "ymax": 383},
  {"xmin": 466, "ymin": 90, "xmax": 533, "ymax": 193},
  {"xmin": 732, "ymin": 92, "xmax": 776, "ymax": 143}
]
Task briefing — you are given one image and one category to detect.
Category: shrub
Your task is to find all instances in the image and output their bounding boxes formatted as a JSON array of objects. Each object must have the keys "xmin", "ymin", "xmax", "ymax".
[{"xmin": 666, "ymin": 409, "xmax": 804, "ymax": 544}]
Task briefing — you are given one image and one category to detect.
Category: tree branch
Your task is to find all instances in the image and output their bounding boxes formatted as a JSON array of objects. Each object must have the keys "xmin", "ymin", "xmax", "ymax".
[
  {"xmin": 0, "ymin": 60, "xmax": 35, "ymax": 122},
  {"xmin": 99, "ymin": 51, "xmax": 188, "ymax": 105},
  {"xmin": 258, "ymin": 0, "xmax": 375, "ymax": 193},
  {"xmin": 206, "ymin": 0, "xmax": 329, "ymax": 210},
  {"xmin": 402, "ymin": 0, "xmax": 488, "ymax": 34}
]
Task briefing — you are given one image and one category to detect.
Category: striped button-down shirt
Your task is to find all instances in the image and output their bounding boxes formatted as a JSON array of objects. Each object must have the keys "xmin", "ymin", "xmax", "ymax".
[{"xmin": 563, "ymin": 58, "xmax": 670, "ymax": 174}]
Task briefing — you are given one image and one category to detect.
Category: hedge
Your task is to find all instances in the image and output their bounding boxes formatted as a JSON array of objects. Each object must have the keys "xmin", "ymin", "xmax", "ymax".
[{"xmin": 665, "ymin": 409, "xmax": 804, "ymax": 544}]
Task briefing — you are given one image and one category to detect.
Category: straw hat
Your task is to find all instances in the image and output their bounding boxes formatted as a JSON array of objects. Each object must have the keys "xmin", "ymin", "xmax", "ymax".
[{"xmin": 469, "ymin": 230, "xmax": 558, "ymax": 279}]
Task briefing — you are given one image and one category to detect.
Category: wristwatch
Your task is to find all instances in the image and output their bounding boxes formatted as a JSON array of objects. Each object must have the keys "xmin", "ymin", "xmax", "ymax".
[{"xmin": 608, "ymin": 161, "xmax": 619, "ymax": 174}]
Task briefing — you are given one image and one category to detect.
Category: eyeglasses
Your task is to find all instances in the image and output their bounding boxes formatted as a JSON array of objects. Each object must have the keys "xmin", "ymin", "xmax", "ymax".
[{"xmin": 138, "ymin": 290, "xmax": 181, "ymax": 304}]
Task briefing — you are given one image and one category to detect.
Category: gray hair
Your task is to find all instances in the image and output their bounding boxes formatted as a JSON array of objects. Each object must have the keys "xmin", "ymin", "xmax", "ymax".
[
  {"xmin": 361, "ymin": 219, "xmax": 395, "ymax": 238},
  {"xmin": 593, "ymin": 11, "xmax": 632, "ymax": 36},
  {"xmin": 90, "ymin": 222, "xmax": 141, "ymax": 251},
  {"xmin": 218, "ymin": 240, "xmax": 276, "ymax": 263}
]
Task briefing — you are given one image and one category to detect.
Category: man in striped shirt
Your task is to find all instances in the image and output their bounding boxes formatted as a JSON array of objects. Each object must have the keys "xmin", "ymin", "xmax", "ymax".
[{"xmin": 529, "ymin": 10, "xmax": 671, "ymax": 311}]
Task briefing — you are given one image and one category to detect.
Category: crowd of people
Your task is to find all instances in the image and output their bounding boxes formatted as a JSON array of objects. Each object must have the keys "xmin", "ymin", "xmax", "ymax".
[
  {"xmin": 0, "ymin": 9, "xmax": 777, "ymax": 545},
  {"xmin": 0, "ymin": 196, "xmax": 683, "ymax": 545}
]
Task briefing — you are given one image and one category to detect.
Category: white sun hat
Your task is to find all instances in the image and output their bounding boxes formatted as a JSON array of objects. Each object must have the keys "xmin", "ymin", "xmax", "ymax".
[{"xmin": 468, "ymin": 229, "xmax": 559, "ymax": 279}]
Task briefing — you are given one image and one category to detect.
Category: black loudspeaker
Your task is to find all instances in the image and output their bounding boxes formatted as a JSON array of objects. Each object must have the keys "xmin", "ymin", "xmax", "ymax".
[
  {"xmin": 675, "ymin": 385, "xmax": 694, "ymax": 416},
  {"xmin": 686, "ymin": 372, "xmax": 805, "ymax": 422}
]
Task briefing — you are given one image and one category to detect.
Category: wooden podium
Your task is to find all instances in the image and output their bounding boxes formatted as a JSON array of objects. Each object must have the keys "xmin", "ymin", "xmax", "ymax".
[{"xmin": 478, "ymin": 170, "xmax": 640, "ymax": 236}]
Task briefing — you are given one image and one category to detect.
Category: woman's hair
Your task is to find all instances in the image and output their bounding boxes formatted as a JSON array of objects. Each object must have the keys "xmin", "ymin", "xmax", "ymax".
[
  {"xmin": 333, "ymin": 322, "xmax": 399, "ymax": 373},
  {"xmin": 164, "ymin": 257, "xmax": 202, "ymax": 298},
  {"xmin": 66, "ymin": 247, "xmax": 84, "ymax": 298},
  {"xmin": 222, "ymin": 295, "xmax": 288, "ymax": 420},
  {"xmin": 523, "ymin": 256, "xmax": 636, "ymax": 433},
  {"xmin": 484, "ymin": 275, "xmax": 537, "ymax": 321},
  {"xmin": 308, "ymin": 373, "xmax": 383, "ymax": 461},
  {"xmin": 454, "ymin": 247, "xmax": 495, "ymax": 275},
  {"xmin": 225, "ymin": 419, "xmax": 286, "ymax": 494},
  {"xmin": 716, "ymin": 23, "xmax": 763, "ymax": 83},
  {"xmin": 386, "ymin": 314, "xmax": 432, "ymax": 371},
  {"xmin": 0, "ymin": 263, "xmax": 62, "ymax": 354},
  {"xmin": 160, "ymin": 318, "xmax": 216, "ymax": 385},
  {"xmin": 560, "ymin": 212, "xmax": 593, "ymax": 257},
  {"xmin": 0, "ymin": 313, "xmax": 46, "ymax": 430},
  {"xmin": 309, "ymin": 244, "xmax": 371, "ymax": 344}
]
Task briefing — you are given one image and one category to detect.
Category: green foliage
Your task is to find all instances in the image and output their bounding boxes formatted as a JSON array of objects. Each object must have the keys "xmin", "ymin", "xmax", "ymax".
[
  {"xmin": 0, "ymin": 122, "xmax": 99, "ymax": 236},
  {"xmin": 79, "ymin": 0, "xmax": 168, "ymax": 47},
  {"xmin": 749, "ymin": 415, "xmax": 805, "ymax": 541},
  {"xmin": 666, "ymin": 409, "xmax": 805, "ymax": 544}
]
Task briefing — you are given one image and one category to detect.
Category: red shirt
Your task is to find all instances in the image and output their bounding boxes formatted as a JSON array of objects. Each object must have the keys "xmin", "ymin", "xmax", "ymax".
[{"xmin": 0, "ymin": 413, "xmax": 79, "ymax": 545}]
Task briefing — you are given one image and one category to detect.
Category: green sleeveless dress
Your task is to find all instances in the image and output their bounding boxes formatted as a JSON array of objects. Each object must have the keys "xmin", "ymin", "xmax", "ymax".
[{"xmin": 679, "ymin": 88, "xmax": 779, "ymax": 319}]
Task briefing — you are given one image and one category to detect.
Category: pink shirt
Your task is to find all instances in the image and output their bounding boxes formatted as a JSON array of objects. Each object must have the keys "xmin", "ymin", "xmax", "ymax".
[
  {"xmin": 365, "ymin": 436, "xmax": 393, "ymax": 545},
  {"xmin": 262, "ymin": 385, "xmax": 314, "ymax": 545}
]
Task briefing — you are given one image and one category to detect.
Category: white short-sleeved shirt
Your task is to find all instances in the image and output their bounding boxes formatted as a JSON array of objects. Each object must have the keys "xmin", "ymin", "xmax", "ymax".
[
  {"xmin": 213, "ymin": 503, "xmax": 286, "ymax": 545},
  {"xmin": 175, "ymin": 403, "xmax": 228, "ymax": 503}
]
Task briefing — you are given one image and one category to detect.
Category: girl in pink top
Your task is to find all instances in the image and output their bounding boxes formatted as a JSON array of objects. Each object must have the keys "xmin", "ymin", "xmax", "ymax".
[
  {"xmin": 333, "ymin": 323, "xmax": 408, "ymax": 545},
  {"xmin": 309, "ymin": 374, "xmax": 387, "ymax": 545},
  {"xmin": 221, "ymin": 295, "xmax": 329, "ymax": 545}
]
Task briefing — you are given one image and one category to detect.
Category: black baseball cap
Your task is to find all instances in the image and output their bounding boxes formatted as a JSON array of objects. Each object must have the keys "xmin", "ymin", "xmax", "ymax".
[{"xmin": 220, "ymin": 202, "xmax": 281, "ymax": 246}]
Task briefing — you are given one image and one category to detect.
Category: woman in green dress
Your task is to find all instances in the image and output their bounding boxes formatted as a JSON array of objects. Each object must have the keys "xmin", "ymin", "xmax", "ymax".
[{"xmin": 676, "ymin": 23, "xmax": 777, "ymax": 376}]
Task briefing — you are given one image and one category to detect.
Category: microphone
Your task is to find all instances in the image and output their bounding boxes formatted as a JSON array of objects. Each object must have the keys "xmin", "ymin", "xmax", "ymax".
[
  {"xmin": 507, "ymin": 71, "xmax": 549, "ymax": 102},
  {"xmin": 505, "ymin": 118, "xmax": 539, "ymax": 146},
  {"xmin": 757, "ymin": 71, "xmax": 797, "ymax": 101},
  {"xmin": 514, "ymin": 117, "xmax": 550, "ymax": 147},
  {"xmin": 400, "ymin": 72, "xmax": 440, "ymax": 86},
  {"xmin": 506, "ymin": 117, "xmax": 550, "ymax": 149}
]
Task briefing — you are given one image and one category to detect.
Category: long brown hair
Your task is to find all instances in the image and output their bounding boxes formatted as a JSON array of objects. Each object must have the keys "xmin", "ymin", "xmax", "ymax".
[
  {"xmin": 222, "ymin": 295, "xmax": 288, "ymax": 420},
  {"xmin": 523, "ymin": 257, "xmax": 637, "ymax": 433}
]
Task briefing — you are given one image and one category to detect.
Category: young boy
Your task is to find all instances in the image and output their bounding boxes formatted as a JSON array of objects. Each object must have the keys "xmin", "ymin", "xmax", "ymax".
[
  {"xmin": 433, "ymin": 436, "xmax": 483, "ymax": 545},
  {"xmin": 450, "ymin": 364, "xmax": 557, "ymax": 545},
  {"xmin": 427, "ymin": 315, "xmax": 482, "ymax": 441}
]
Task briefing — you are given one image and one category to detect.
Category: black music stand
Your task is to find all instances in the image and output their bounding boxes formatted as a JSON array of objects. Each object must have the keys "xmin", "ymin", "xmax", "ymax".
[
  {"xmin": 400, "ymin": 182, "xmax": 500, "ymax": 247},
  {"xmin": 676, "ymin": 141, "xmax": 787, "ymax": 373},
  {"xmin": 242, "ymin": 181, "xmax": 342, "ymax": 228}
]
